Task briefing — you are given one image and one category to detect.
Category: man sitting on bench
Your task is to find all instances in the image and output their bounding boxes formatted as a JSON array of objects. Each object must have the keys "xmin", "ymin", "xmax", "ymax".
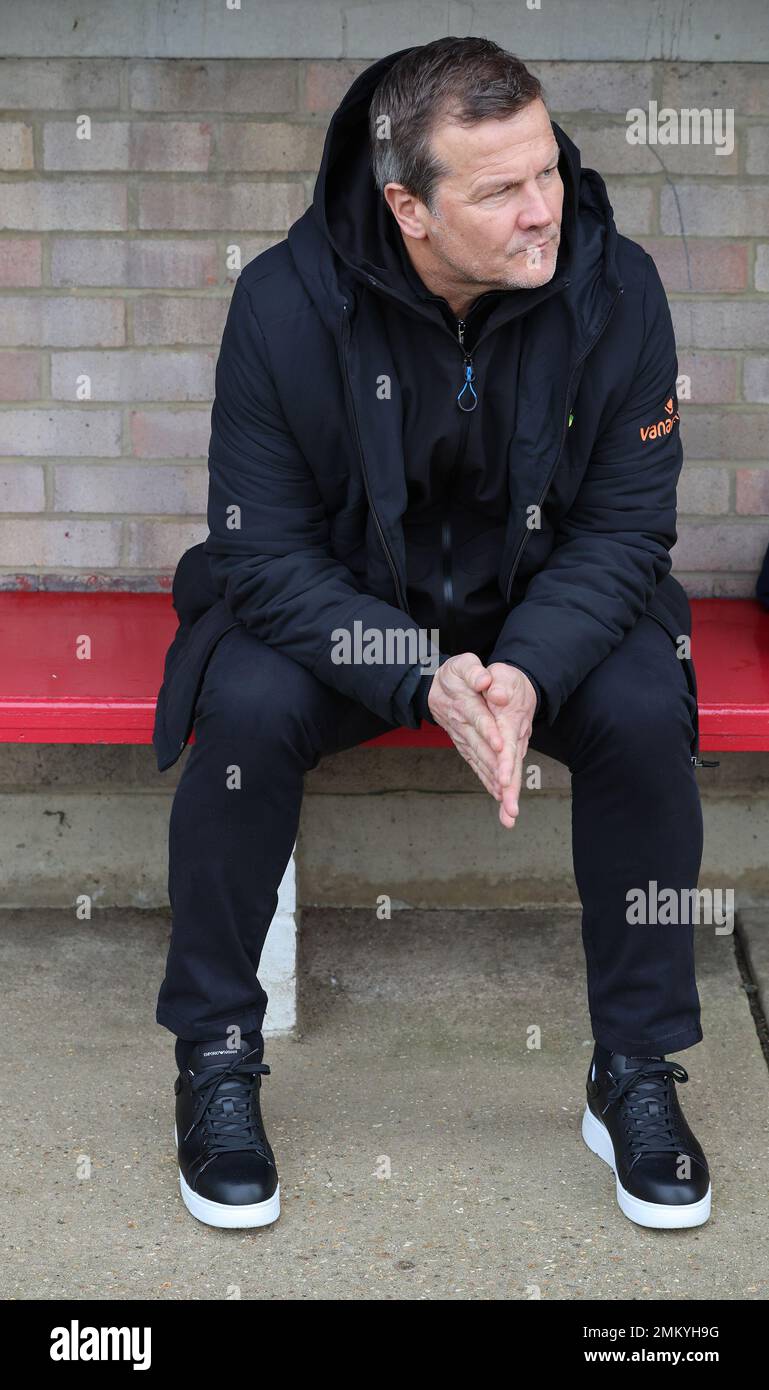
[{"xmin": 154, "ymin": 38, "xmax": 711, "ymax": 1233}]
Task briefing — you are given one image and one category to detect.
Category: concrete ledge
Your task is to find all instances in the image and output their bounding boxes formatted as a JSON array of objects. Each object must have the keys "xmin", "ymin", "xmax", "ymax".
[
  {"xmin": 299, "ymin": 787, "xmax": 578, "ymax": 909},
  {"xmin": 305, "ymin": 745, "xmax": 769, "ymax": 795},
  {"xmin": 1, "ymin": 745, "xmax": 768, "ymax": 911}
]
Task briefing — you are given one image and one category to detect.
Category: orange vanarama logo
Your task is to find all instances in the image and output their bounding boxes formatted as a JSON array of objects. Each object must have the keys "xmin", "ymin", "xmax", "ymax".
[{"xmin": 640, "ymin": 397, "xmax": 679, "ymax": 441}]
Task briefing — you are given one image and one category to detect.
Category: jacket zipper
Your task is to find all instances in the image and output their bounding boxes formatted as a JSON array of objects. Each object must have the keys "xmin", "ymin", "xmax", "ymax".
[
  {"xmin": 340, "ymin": 301, "xmax": 409, "ymax": 614},
  {"xmin": 455, "ymin": 318, "xmax": 478, "ymax": 412},
  {"xmin": 440, "ymin": 317, "xmax": 478, "ymax": 649},
  {"xmin": 504, "ymin": 286, "xmax": 623, "ymax": 605},
  {"xmin": 340, "ymin": 277, "xmax": 563, "ymax": 623}
]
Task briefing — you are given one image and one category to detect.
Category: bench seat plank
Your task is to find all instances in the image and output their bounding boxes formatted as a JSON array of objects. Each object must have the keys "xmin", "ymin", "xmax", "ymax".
[{"xmin": 0, "ymin": 592, "xmax": 767, "ymax": 752}]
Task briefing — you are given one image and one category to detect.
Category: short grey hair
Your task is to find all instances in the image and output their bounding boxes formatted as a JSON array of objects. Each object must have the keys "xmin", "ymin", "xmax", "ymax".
[{"xmin": 369, "ymin": 37, "xmax": 544, "ymax": 214}]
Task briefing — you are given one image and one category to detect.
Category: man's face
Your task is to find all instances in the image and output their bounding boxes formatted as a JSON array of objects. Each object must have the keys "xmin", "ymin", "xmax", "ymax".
[{"xmin": 389, "ymin": 98, "xmax": 564, "ymax": 296}]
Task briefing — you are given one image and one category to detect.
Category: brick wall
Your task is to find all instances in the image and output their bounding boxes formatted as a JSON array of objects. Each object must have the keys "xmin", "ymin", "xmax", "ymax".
[{"xmin": 1, "ymin": 49, "xmax": 768, "ymax": 597}]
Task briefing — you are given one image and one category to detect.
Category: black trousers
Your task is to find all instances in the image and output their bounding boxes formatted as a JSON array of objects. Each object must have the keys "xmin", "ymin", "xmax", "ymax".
[{"xmin": 156, "ymin": 613, "xmax": 704, "ymax": 1056}]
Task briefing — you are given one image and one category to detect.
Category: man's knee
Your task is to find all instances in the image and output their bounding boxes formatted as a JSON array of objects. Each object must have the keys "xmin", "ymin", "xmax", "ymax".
[
  {"xmin": 578, "ymin": 646, "xmax": 694, "ymax": 754},
  {"xmin": 196, "ymin": 628, "xmax": 328, "ymax": 744}
]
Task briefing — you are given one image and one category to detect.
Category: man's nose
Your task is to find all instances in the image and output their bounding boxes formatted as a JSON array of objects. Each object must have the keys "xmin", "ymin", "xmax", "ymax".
[{"xmin": 516, "ymin": 184, "xmax": 554, "ymax": 229}]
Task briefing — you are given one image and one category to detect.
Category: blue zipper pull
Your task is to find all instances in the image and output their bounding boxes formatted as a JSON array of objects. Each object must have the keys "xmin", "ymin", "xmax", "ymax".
[
  {"xmin": 455, "ymin": 318, "xmax": 478, "ymax": 411},
  {"xmin": 457, "ymin": 361, "xmax": 478, "ymax": 412}
]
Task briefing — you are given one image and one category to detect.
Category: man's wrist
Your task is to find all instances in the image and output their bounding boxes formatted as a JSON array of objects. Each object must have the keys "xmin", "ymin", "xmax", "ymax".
[{"xmin": 413, "ymin": 651, "xmax": 453, "ymax": 724}]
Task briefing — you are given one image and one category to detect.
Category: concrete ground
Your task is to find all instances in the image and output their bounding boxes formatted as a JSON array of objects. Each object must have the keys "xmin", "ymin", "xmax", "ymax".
[{"xmin": 2, "ymin": 905, "xmax": 769, "ymax": 1302}]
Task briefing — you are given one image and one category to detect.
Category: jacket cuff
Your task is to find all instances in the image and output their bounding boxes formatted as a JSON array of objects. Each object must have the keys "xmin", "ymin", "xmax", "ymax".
[{"xmin": 413, "ymin": 671, "xmax": 437, "ymax": 724}]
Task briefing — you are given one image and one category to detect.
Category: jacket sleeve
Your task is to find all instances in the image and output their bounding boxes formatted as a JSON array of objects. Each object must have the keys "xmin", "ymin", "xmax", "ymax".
[
  {"xmin": 202, "ymin": 276, "xmax": 438, "ymax": 729},
  {"xmin": 488, "ymin": 254, "xmax": 682, "ymax": 726}
]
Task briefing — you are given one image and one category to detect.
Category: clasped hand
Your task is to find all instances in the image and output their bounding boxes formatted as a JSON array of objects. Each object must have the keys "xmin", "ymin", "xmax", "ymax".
[{"xmin": 426, "ymin": 654, "xmax": 537, "ymax": 829}]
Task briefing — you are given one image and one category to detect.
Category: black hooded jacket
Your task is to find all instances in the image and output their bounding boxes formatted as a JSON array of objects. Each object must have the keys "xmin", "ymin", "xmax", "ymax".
[{"xmin": 151, "ymin": 46, "xmax": 698, "ymax": 773}]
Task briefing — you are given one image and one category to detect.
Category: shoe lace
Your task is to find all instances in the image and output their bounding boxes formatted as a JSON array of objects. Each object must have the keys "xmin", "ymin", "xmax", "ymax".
[
  {"xmin": 602, "ymin": 1060, "xmax": 690, "ymax": 1162},
  {"xmin": 185, "ymin": 1046, "xmax": 271, "ymax": 1157}
]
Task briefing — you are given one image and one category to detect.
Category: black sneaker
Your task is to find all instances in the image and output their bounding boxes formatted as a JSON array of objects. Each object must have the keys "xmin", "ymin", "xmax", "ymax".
[
  {"xmin": 582, "ymin": 1047, "xmax": 711, "ymax": 1229},
  {"xmin": 174, "ymin": 1036, "xmax": 280, "ymax": 1228}
]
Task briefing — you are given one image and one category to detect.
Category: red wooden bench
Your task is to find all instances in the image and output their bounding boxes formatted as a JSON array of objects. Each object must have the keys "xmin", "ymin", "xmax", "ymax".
[{"xmin": 0, "ymin": 594, "xmax": 767, "ymax": 753}]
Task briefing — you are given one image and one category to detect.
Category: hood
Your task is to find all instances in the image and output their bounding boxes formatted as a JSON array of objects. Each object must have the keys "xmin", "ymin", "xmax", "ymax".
[{"xmin": 288, "ymin": 45, "xmax": 621, "ymax": 337}]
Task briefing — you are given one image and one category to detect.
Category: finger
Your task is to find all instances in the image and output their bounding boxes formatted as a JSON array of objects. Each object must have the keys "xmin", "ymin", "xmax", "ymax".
[
  {"xmin": 466, "ymin": 736, "xmax": 504, "ymax": 790},
  {"xmin": 460, "ymin": 740, "xmax": 515, "ymax": 827},
  {"xmin": 448, "ymin": 653, "xmax": 492, "ymax": 695},
  {"xmin": 458, "ymin": 737, "xmax": 503, "ymax": 796},
  {"xmin": 468, "ymin": 665, "xmax": 493, "ymax": 693},
  {"xmin": 462, "ymin": 696, "xmax": 505, "ymax": 754},
  {"xmin": 495, "ymin": 712, "xmax": 527, "ymax": 786},
  {"xmin": 465, "ymin": 747, "xmax": 501, "ymax": 798},
  {"xmin": 463, "ymin": 749, "xmax": 502, "ymax": 801},
  {"xmin": 495, "ymin": 759, "xmax": 518, "ymax": 827},
  {"xmin": 453, "ymin": 700, "xmax": 506, "ymax": 778},
  {"xmin": 485, "ymin": 678, "xmax": 512, "ymax": 707},
  {"xmin": 496, "ymin": 728, "xmax": 516, "ymax": 787},
  {"xmin": 500, "ymin": 745, "xmax": 524, "ymax": 819},
  {"xmin": 497, "ymin": 730, "xmax": 526, "ymax": 815}
]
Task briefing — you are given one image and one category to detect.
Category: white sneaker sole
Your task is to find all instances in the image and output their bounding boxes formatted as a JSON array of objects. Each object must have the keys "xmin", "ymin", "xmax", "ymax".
[
  {"xmin": 581, "ymin": 1104, "xmax": 711, "ymax": 1229},
  {"xmin": 174, "ymin": 1124, "xmax": 280, "ymax": 1229}
]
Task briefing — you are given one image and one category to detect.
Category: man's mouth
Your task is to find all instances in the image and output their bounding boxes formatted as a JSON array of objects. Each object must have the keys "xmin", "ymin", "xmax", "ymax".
[{"xmin": 528, "ymin": 235, "xmax": 554, "ymax": 252}]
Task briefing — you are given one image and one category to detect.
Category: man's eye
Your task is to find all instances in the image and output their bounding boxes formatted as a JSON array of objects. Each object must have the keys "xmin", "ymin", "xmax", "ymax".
[{"xmin": 484, "ymin": 165, "xmax": 556, "ymax": 198}]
